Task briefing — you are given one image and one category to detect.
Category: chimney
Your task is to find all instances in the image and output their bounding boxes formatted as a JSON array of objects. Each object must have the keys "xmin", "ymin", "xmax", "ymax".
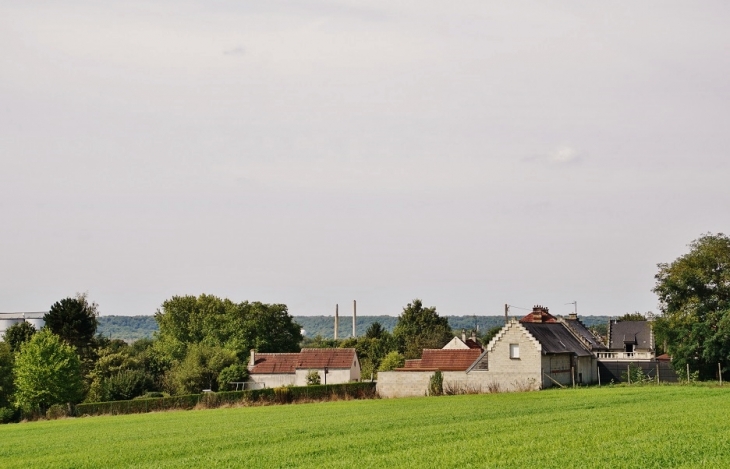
[
  {"xmin": 250, "ymin": 349, "xmax": 256, "ymax": 367},
  {"xmin": 334, "ymin": 304, "xmax": 339, "ymax": 340},
  {"xmin": 568, "ymin": 312, "xmax": 578, "ymax": 320},
  {"xmin": 471, "ymin": 330, "xmax": 477, "ymax": 341},
  {"xmin": 352, "ymin": 300, "xmax": 357, "ymax": 338},
  {"xmin": 532, "ymin": 305, "xmax": 548, "ymax": 323},
  {"xmin": 461, "ymin": 329, "xmax": 466, "ymax": 342}
]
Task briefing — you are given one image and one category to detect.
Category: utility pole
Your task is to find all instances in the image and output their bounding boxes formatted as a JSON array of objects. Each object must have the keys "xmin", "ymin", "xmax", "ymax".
[
  {"xmin": 334, "ymin": 304, "xmax": 339, "ymax": 340},
  {"xmin": 504, "ymin": 304, "xmax": 509, "ymax": 324}
]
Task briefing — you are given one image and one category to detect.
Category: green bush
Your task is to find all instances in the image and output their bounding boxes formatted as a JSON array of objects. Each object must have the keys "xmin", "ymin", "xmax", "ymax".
[
  {"xmin": 0, "ymin": 407, "xmax": 19, "ymax": 424},
  {"xmin": 306, "ymin": 370, "xmax": 321, "ymax": 385},
  {"xmin": 46, "ymin": 404, "xmax": 69, "ymax": 420},
  {"xmin": 429, "ymin": 371, "xmax": 444, "ymax": 396}
]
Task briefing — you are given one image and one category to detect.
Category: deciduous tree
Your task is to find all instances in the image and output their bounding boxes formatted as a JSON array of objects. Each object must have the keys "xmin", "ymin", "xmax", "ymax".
[
  {"xmin": 393, "ymin": 299, "xmax": 452, "ymax": 359},
  {"xmin": 4, "ymin": 322, "xmax": 36, "ymax": 353},
  {"xmin": 13, "ymin": 330, "xmax": 83, "ymax": 413},
  {"xmin": 653, "ymin": 233, "xmax": 730, "ymax": 379}
]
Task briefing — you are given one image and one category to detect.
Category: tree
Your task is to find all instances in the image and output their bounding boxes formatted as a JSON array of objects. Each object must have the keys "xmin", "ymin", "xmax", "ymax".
[
  {"xmin": 44, "ymin": 293, "xmax": 99, "ymax": 351},
  {"xmin": 378, "ymin": 351, "xmax": 405, "ymax": 371},
  {"xmin": 13, "ymin": 330, "xmax": 83, "ymax": 413},
  {"xmin": 4, "ymin": 322, "xmax": 36, "ymax": 353},
  {"xmin": 165, "ymin": 344, "xmax": 239, "ymax": 394},
  {"xmin": 616, "ymin": 312, "xmax": 648, "ymax": 321},
  {"xmin": 393, "ymin": 299, "xmax": 452, "ymax": 359},
  {"xmin": 365, "ymin": 322, "xmax": 385, "ymax": 339},
  {"xmin": 653, "ymin": 233, "xmax": 730, "ymax": 379},
  {"xmin": 0, "ymin": 342, "xmax": 14, "ymax": 409}
]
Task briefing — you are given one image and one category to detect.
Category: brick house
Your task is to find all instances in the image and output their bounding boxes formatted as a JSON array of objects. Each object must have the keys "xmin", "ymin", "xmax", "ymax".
[{"xmin": 248, "ymin": 348, "xmax": 361, "ymax": 388}]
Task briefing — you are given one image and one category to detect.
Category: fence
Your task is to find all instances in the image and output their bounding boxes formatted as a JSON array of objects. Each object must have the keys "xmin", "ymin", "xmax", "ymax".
[
  {"xmin": 74, "ymin": 382, "xmax": 376, "ymax": 417},
  {"xmin": 597, "ymin": 360, "xmax": 679, "ymax": 384}
]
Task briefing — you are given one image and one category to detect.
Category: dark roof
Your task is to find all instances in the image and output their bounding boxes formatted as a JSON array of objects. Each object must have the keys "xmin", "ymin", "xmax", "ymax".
[
  {"xmin": 563, "ymin": 318, "xmax": 607, "ymax": 351},
  {"xmin": 249, "ymin": 353, "xmax": 299, "ymax": 374},
  {"xmin": 464, "ymin": 339, "xmax": 483, "ymax": 350},
  {"xmin": 395, "ymin": 349, "xmax": 482, "ymax": 371},
  {"xmin": 521, "ymin": 322, "xmax": 593, "ymax": 357},
  {"xmin": 608, "ymin": 321, "xmax": 653, "ymax": 350},
  {"xmin": 297, "ymin": 348, "xmax": 358, "ymax": 369}
]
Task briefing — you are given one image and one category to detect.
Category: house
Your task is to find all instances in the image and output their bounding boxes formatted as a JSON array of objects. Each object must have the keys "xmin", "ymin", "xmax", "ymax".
[
  {"xmin": 603, "ymin": 319, "xmax": 655, "ymax": 359},
  {"xmin": 442, "ymin": 330, "xmax": 483, "ymax": 351},
  {"xmin": 377, "ymin": 305, "xmax": 598, "ymax": 398},
  {"xmin": 247, "ymin": 348, "xmax": 361, "ymax": 388}
]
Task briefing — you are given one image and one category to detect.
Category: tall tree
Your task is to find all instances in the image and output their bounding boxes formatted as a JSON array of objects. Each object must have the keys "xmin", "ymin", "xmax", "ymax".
[
  {"xmin": 13, "ymin": 330, "xmax": 84, "ymax": 413},
  {"xmin": 393, "ymin": 299, "xmax": 452, "ymax": 359},
  {"xmin": 44, "ymin": 293, "xmax": 99, "ymax": 351},
  {"xmin": 653, "ymin": 233, "xmax": 730, "ymax": 379}
]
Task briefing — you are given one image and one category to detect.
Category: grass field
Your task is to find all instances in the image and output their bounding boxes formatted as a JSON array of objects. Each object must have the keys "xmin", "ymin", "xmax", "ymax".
[{"xmin": 1, "ymin": 385, "xmax": 729, "ymax": 468}]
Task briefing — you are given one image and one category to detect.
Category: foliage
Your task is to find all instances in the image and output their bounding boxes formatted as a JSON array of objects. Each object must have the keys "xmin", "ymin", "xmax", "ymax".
[
  {"xmin": 166, "ymin": 344, "xmax": 239, "ymax": 394},
  {"xmin": 85, "ymin": 339, "xmax": 160, "ymax": 402},
  {"xmin": 621, "ymin": 363, "xmax": 648, "ymax": 385},
  {"xmin": 393, "ymin": 299, "xmax": 452, "ymax": 359},
  {"xmin": 378, "ymin": 351, "xmax": 405, "ymax": 371},
  {"xmin": 13, "ymin": 330, "xmax": 84, "ymax": 413},
  {"xmin": 616, "ymin": 312, "xmax": 648, "ymax": 321},
  {"xmin": 0, "ymin": 342, "xmax": 14, "ymax": 409},
  {"xmin": 4, "ymin": 322, "xmax": 37, "ymax": 353},
  {"xmin": 305, "ymin": 370, "xmax": 321, "ymax": 385},
  {"xmin": 44, "ymin": 293, "xmax": 99, "ymax": 351},
  {"xmin": 46, "ymin": 404, "xmax": 69, "ymax": 420},
  {"xmin": 3, "ymin": 387, "xmax": 730, "ymax": 467},
  {"xmin": 365, "ymin": 322, "xmax": 385, "ymax": 339},
  {"xmin": 653, "ymin": 233, "xmax": 730, "ymax": 379},
  {"xmin": 482, "ymin": 326, "xmax": 503, "ymax": 345},
  {"xmin": 155, "ymin": 294, "xmax": 302, "ymax": 362},
  {"xmin": 97, "ymin": 316, "xmax": 159, "ymax": 341},
  {"xmin": 217, "ymin": 364, "xmax": 248, "ymax": 391},
  {"xmin": 428, "ymin": 371, "xmax": 444, "ymax": 396}
]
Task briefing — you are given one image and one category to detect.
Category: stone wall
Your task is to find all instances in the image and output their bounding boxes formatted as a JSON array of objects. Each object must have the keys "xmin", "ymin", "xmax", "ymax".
[{"xmin": 376, "ymin": 371, "xmax": 433, "ymax": 398}]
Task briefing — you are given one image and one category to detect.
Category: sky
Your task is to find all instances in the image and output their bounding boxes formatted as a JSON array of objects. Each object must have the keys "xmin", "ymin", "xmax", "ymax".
[{"xmin": 1, "ymin": 1, "xmax": 729, "ymax": 317}]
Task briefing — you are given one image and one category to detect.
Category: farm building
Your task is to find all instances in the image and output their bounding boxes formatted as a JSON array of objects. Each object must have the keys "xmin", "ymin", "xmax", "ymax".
[
  {"xmin": 377, "ymin": 305, "xmax": 599, "ymax": 398},
  {"xmin": 248, "ymin": 348, "xmax": 361, "ymax": 388}
]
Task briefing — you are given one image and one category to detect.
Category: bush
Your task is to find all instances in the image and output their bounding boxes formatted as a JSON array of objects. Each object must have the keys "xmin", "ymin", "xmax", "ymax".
[
  {"xmin": 379, "ymin": 352, "xmax": 405, "ymax": 371},
  {"xmin": 428, "ymin": 371, "xmax": 444, "ymax": 396},
  {"xmin": 0, "ymin": 407, "xmax": 19, "ymax": 424},
  {"xmin": 306, "ymin": 370, "xmax": 321, "ymax": 385},
  {"xmin": 46, "ymin": 404, "xmax": 69, "ymax": 420}
]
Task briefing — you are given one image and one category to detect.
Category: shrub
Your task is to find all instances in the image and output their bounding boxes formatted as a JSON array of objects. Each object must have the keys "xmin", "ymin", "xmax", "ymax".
[
  {"xmin": 306, "ymin": 370, "xmax": 321, "ymax": 385},
  {"xmin": 428, "ymin": 371, "xmax": 444, "ymax": 396},
  {"xmin": 46, "ymin": 404, "xmax": 69, "ymax": 420},
  {"xmin": 0, "ymin": 407, "xmax": 19, "ymax": 424},
  {"xmin": 379, "ymin": 352, "xmax": 405, "ymax": 371}
]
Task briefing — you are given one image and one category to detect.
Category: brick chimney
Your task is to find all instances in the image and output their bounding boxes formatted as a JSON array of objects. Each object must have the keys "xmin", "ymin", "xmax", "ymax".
[{"xmin": 532, "ymin": 305, "xmax": 549, "ymax": 323}]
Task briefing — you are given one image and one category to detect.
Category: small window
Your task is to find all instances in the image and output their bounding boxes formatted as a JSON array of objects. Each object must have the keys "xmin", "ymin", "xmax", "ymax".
[{"xmin": 510, "ymin": 344, "xmax": 520, "ymax": 359}]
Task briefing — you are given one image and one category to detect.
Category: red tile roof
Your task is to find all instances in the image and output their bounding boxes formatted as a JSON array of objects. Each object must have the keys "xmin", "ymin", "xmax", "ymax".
[
  {"xmin": 396, "ymin": 349, "xmax": 482, "ymax": 371},
  {"xmin": 519, "ymin": 306, "xmax": 558, "ymax": 323},
  {"xmin": 297, "ymin": 348, "xmax": 357, "ymax": 369},
  {"xmin": 249, "ymin": 353, "xmax": 299, "ymax": 374}
]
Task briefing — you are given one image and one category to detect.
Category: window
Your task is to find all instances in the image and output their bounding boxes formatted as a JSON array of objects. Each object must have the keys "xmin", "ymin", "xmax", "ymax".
[{"xmin": 510, "ymin": 344, "xmax": 520, "ymax": 359}]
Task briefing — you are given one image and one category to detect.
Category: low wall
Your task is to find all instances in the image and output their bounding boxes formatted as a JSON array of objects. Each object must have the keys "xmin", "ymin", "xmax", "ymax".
[{"xmin": 377, "ymin": 370, "xmax": 541, "ymax": 398}]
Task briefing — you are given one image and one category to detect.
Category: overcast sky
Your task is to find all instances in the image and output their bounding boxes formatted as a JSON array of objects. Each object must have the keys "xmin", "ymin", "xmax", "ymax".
[{"xmin": 1, "ymin": 1, "xmax": 729, "ymax": 317}]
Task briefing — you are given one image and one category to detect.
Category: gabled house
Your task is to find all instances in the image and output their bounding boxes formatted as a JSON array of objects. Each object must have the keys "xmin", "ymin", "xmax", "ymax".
[
  {"xmin": 603, "ymin": 319, "xmax": 654, "ymax": 360},
  {"xmin": 247, "ymin": 348, "xmax": 361, "ymax": 388},
  {"xmin": 442, "ymin": 330, "xmax": 483, "ymax": 351},
  {"xmin": 377, "ymin": 305, "xmax": 598, "ymax": 398}
]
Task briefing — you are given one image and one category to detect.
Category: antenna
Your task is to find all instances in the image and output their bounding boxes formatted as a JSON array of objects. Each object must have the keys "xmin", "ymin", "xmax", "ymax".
[{"xmin": 565, "ymin": 301, "xmax": 577, "ymax": 316}]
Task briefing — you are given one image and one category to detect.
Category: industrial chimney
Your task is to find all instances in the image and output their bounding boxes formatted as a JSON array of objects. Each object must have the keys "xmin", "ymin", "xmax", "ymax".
[
  {"xmin": 352, "ymin": 300, "xmax": 357, "ymax": 338},
  {"xmin": 334, "ymin": 304, "xmax": 339, "ymax": 340}
]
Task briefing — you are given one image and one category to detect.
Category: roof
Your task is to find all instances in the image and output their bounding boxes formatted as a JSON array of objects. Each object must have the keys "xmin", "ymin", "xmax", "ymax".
[
  {"xmin": 249, "ymin": 353, "xmax": 299, "ymax": 374},
  {"xmin": 464, "ymin": 339, "xmax": 483, "ymax": 350},
  {"xmin": 396, "ymin": 348, "xmax": 482, "ymax": 371},
  {"xmin": 563, "ymin": 318, "xmax": 607, "ymax": 351},
  {"xmin": 608, "ymin": 321, "xmax": 653, "ymax": 350},
  {"xmin": 519, "ymin": 306, "xmax": 558, "ymax": 323},
  {"xmin": 520, "ymin": 322, "xmax": 593, "ymax": 357},
  {"xmin": 297, "ymin": 348, "xmax": 358, "ymax": 369}
]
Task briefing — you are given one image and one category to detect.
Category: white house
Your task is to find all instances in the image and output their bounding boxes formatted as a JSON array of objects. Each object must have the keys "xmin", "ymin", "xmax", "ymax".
[{"xmin": 248, "ymin": 348, "xmax": 361, "ymax": 388}]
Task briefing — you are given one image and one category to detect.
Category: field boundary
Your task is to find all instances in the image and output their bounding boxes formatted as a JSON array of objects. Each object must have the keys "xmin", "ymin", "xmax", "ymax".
[{"xmin": 74, "ymin": 382, "xmax": 376, "ymax": 417}]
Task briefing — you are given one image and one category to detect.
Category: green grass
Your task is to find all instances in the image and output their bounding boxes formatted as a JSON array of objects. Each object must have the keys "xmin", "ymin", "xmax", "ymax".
[{"xmin": 1, "ymin": 386, "xmax": 729, "ymax": 468}]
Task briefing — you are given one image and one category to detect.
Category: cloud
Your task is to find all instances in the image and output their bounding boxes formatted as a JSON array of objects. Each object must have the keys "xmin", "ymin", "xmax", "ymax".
[{"xmin": 548, "ymin": 145, "xmax": 579, "ymax": 164}]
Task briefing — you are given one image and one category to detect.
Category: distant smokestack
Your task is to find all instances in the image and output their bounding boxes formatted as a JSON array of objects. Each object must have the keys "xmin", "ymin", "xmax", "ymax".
[
  {"xmin": 353, "ymin": 300, "xmax": 357, "ymax": 338},
  {"xmin": 334, "ymin": 304, "xmax": 339, "ymax": 340}
]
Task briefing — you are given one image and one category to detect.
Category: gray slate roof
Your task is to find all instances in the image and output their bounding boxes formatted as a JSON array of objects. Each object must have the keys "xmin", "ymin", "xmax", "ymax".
[
  {"xmin": 608, "ymin": 320, "xmax": 653, "ymax": 350},
  {"xmin": 522, "ymin": 322, "xmax": 593, "ymax": 357},
  {"xmin": 563, "ymin": 318, "xmax": 607, "ymax": 351}
]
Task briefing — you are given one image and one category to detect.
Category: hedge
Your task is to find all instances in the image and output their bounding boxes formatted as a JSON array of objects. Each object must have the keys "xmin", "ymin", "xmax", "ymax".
[{"xmin": 74, "ymin": 382, "xmax": 376, "ymax": 417}]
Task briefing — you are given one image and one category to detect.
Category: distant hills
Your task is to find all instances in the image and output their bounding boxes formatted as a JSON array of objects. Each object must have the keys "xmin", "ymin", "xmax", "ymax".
[{"xmin": 98, "ymin": 314, "xmax": 611, "ymax": 342}]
